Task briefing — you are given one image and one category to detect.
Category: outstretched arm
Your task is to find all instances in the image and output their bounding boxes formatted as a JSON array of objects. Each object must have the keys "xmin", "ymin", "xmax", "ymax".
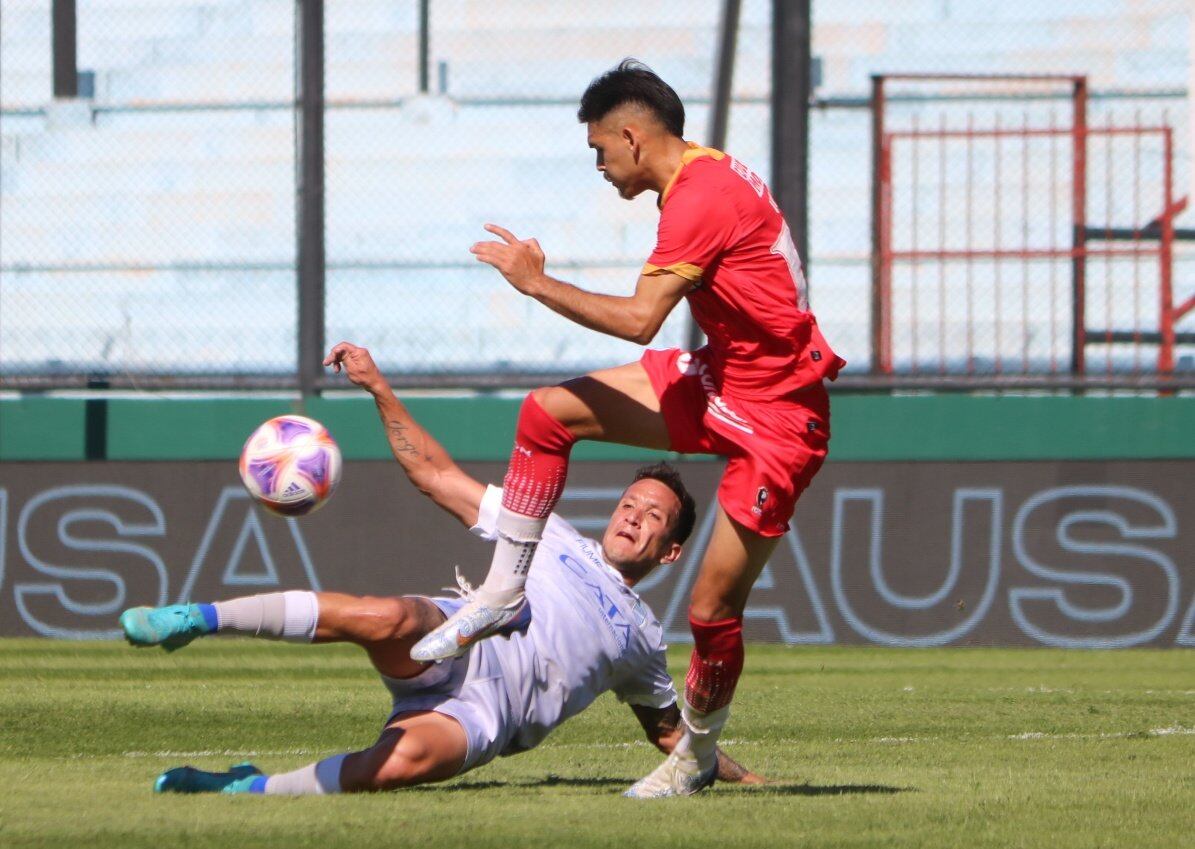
[
  {"xmin": 630, "ymin": 702, "xmax": 766, "ymax": 785},
  {"xmin": 470, "ymin": 224, "xmax": 690, "ymax": 345},
  {"xmin": 323, "ymin": 342, "xmax": 486, "ymax": 528}
]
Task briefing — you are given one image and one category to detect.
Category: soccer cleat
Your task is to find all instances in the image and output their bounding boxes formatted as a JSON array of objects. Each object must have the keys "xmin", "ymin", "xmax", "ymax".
[
  {"xmin": 120, "ymin": 604, "xmax": 214, "ymax": 652},
  {"xmin": 154, "ymin": 762, "xmax": 264, "ymax": 794},
  {"xmin": 410, "ymin": 568, "xmax": 529, "ymax": 662},
  {"xmin": 623, "ymin": 751, "xmax": 716, "ymax": 799}
]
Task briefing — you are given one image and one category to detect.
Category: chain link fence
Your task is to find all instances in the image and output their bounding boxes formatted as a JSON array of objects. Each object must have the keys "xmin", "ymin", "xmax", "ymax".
[
  {"xmin": 322, "ymin": 1, "xmax": 736, "ymax": 381},
  {"xmin": 1, "ymin": 0, "xmax": 297, "ymax": 383},
  {"xmin": 807, "ymin": 0, "xmax": 1192, "ymax": 383},
  {"xmin": 1, "ymin": 0, "xmax": 1191, "ymax": 388}
]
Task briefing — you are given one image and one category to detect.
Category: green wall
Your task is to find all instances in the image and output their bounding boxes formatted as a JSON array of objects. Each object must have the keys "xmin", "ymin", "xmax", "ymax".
[{"xmin": 2, "ymin": 394, "xmax": 1193, "ymax": 462}]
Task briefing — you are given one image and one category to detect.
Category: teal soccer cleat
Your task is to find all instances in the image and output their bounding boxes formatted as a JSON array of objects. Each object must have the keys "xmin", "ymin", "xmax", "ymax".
[
  {"xmin": 154, "ymin": 762, "xmax": 264, "ymax": 794},
  {"xmin": 119, "ymin": 604, "xmax": 213, "ymax": 652}
]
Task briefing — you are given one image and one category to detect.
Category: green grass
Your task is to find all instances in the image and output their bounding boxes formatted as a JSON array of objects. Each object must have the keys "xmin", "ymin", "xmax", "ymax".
[{"xmin": 0, "ymin": 640, "xmax": 1191, "ymax": 848}]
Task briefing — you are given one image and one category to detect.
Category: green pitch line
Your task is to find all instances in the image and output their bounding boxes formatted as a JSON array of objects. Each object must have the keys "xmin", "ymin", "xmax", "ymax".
[{"xmin": 0, "ymin": 640, "xmax": 1191, "ymax": 848}]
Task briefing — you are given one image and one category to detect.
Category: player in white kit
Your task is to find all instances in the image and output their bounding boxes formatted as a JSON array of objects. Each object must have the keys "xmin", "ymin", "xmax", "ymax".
[{"xmin": 120, "ymin": 342, "xmax": 761, "ymax": 796}]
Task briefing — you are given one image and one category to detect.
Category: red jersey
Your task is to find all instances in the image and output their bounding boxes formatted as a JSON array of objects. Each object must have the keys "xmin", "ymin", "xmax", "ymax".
[{"xmin": 642, "ymin": 145, "xmax": 845, "ymax": 400}]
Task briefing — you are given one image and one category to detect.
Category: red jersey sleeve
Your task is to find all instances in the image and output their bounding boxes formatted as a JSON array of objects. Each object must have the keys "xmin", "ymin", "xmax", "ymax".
[{"xmin": 643, "ymin": 173, "xmax": 737, "ymax": 283}]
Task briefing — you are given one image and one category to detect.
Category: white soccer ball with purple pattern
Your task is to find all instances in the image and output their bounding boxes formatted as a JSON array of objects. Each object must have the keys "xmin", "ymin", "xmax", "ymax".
[{"xmin": 239, "ymin": 415, "xmax": 342, "ymax": 517}]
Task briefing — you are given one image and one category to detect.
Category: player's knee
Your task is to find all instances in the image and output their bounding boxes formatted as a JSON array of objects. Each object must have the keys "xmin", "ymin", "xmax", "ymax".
[
  {"xmin": 527, "ymin": 386, "xmax": 581, "ymax": 438},
  {"xmin": 371, "ymin": 736, "xmax": 435, "ymax": 790},
  {"xmin": 689, "ymin": 594, "xmax": 740, "ymax": 624},
  {"xmin": 354, "ymin": 596, "xmax": 417, "ymax": 643},
  {"xmin": 529, "ymin": 385, "xmax": 555, "ymax": 410}
]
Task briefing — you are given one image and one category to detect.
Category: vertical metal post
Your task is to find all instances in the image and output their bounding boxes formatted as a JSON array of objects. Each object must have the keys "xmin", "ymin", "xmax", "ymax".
[
  {"xmin": 297, "ymin": 0, "xmax": 326, "ymax": 397},
  {"xmin": 52, "ymin": 0, "xmax": 78, "ymax": 98},
  {"xmin": 686, "ymin": 0, "xmax": 740, "ymax": 352},
  {"xmin": 1070, "ymin": 76, "xmax": 1088, "ymax": 376},
  {"xmin": 419, "ymin": 0, "xmax": 430, "ymax": 94},
  {"xmin": 771, "ymin": 0, "xmax": 811, "ymax": 270},
  {"xmin": 879, "ymin": 132, "xmax": 894, "ymax": 374},
  {"xmin": 870, "ymin": 75, "xmax": 886, "ymax": 374},
  {"xmin": 84, "ymin": 374, "xmax": 109, "ymax": 460},
  {"xmin": 708, "ymin": 0, "xmax": 740, "ymax": 151},
  {"xmin": 1158, "ymin": 128, "xmax": 1175, "ymax": 376}
]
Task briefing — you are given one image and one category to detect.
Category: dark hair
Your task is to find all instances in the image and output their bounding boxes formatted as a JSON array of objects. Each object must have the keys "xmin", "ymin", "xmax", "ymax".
[
  {"xmin": 577, "ymin": 58, "xmax": 685, "ymax": 137},
  {"xmin": 632, "ymin": 462, "xmax": 697, "ymax": 546}
]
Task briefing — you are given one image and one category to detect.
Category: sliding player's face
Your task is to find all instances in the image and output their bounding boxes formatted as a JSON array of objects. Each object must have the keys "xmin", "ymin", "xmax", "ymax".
[
  {"xmin": 587, "ymin": 115, "xmax": 648, "ymax": 200},
  {"xmin": 601, "ymin": 478, "xmax": 683, "ymax": 576}
]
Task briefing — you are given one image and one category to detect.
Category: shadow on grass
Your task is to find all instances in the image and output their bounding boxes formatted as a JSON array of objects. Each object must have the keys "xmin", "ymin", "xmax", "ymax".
[
  {"xmin": 414, "ymin": 776, "xmax": 632, "ymax": 792},
  {"xmin": 416, "ymin": 777, "xmax": 912, "ymax": 795},
  {"xmin": 749, "ymin": 782, "xmax": 913, "ymax": 796}
]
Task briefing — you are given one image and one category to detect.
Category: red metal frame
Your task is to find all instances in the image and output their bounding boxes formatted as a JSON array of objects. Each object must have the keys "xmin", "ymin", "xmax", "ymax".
[{"xmin": 870, "ymin": 73, "xmax": 1187, "ymax": 380}]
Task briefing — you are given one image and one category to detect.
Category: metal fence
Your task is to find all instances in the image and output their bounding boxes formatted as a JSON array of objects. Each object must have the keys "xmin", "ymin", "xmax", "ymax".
[
  {"xmin": 1, "ymin": 0, "xmax": 1191, "ymax": 391},
  {"xmin": 873, "ymin": 74, "xmax": 1193, "ymax": 389}
]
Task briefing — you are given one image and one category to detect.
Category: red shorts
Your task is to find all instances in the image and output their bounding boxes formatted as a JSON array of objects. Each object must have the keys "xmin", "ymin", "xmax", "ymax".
[{"xmin": 640, "ymin": 347, "xmax": 830, "ymax": 537}]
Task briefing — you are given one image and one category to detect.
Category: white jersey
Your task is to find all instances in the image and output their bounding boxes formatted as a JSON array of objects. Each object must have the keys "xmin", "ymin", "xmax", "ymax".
[{"xmin": 469, "ymin": 486, "xmax": 676, "ymax": 755}]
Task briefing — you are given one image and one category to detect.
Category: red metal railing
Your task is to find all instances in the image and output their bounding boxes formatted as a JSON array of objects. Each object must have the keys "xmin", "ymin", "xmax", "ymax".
[{"xmin": 870, "ymin": 73, "xmax": 1189, "ymax": 382}]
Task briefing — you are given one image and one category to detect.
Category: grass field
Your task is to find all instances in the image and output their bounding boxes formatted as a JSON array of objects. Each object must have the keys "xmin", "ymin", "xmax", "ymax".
[{"xmin": 0, "ymin": 640, "xmax": 1191, "ymax": 848}]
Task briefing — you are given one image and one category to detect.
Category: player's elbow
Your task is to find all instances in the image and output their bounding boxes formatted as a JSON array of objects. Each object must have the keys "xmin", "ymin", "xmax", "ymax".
[
  {"xmin": 628, "ymin": 313, "xmax": 664, "ymax": 346},
  {"xmin": 411, "ymin": 466, "xmax": 458, "ymax": 505},
  {"xmin": 409, "ymin": 469, "xmax": 439, "ymax": 500}
]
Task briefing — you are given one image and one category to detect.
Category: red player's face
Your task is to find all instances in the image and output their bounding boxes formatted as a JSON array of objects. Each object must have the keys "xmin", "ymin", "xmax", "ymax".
[
  {"xmin": 601, "ymin": 478, "xmax": 683, "ymax": 580},
  {"xmin": 587, "ymin": 120, "xmax": 647, "ymax": 200}
]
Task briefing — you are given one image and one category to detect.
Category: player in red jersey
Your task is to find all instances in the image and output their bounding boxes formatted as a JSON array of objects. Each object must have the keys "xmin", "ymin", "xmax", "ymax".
[{"xmin": 412, "ymin": 59, "xmax": 845, "ymax": 797}]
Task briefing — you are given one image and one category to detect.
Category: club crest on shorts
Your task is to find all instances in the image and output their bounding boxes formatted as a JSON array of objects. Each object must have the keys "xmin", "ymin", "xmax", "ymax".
[{"xmin": 752, "ymin": 486, "xmax": 769, "ymax": 516}]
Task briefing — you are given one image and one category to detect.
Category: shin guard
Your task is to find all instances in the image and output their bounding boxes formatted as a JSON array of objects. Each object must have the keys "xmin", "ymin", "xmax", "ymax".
[
  {"xmin": 500, "ymin": 393, "xmax": 576, "ymax": 520},
  {"xmin": 684, "ymin": 614, "xmax": 745, "ymax": 714}
]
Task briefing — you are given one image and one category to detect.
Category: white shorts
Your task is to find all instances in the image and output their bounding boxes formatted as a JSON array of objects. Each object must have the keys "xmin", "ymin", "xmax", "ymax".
[{"xmin": 379, "ymin": 597, "xmax": 515, "ymax": 774}]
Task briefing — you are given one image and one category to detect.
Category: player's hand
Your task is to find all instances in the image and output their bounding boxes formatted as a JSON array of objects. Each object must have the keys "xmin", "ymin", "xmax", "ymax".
[
  {"xmin": 715, "ymin": 747, "xmax": 768, "ymax": 785},
  {"xmin": 323, "ymin": 341, "xmax": 385, "ymax": 393},
  {"xmin": 736, "ymin": 768, "xmax": 768, "ymax": 786},
  {"xmin": 470, "ymin": 224, "xmax": 547, "ymax": 296}
]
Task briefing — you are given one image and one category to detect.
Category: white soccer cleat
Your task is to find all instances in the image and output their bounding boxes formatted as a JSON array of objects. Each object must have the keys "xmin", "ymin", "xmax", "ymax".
[
  {"xmin": 623, "ymin": 751, "xmax": 716, "ymax": 799},
  {"xmin": 409, "ymin": 569, "xmax": 529, "ymax": 662}
]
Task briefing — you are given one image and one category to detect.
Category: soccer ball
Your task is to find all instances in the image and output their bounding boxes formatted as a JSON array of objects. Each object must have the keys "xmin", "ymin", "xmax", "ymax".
[{"xmin": 239, "ymin": 415, "xmax": 342, "ymax": 517}]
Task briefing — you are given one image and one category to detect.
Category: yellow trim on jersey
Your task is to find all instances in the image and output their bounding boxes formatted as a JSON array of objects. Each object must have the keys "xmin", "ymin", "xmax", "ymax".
[
  {"xmin": 642, "ymin": 261, "xmax": 704, "ymax": 282},
  {"xmin": 658, "ymin": 142, "xmax": 726, "ymax": 209}
]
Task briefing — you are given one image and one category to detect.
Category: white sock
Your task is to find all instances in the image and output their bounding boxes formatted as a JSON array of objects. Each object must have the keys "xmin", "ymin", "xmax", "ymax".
[
  {"xmin": 263, "ymin": 754, "xmax": 346, "ymax": 795},
  {"xmin": 477, "ymin": 509, "xmax": 545, "ymax": 606},
  {"xmin": 212, "ymin": 591, "xmax": 319, "ymax": 641},
  {"xmin": 675, "ymin": 700, "xmax": 730, "ymax": 767}
]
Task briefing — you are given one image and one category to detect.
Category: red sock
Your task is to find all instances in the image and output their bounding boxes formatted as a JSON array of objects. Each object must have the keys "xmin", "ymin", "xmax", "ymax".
[
  {"xmin": 684, "ymin": 614, "xmax": 744, "ymax": 714},
  {"xmin": 500, "ymin": 394, "xmax": 577, "ymax": 519}
]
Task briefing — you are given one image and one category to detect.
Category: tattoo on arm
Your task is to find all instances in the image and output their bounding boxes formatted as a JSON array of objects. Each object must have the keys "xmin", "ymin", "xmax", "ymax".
[
  {"xmin": 386, "ymin": 420, "xmax": 432, "ymax": 461},
  {"xmin": 715, "ymin": 747, "xmax": 752, "ymax": 783},
  {"xmin": 631, "ymin": 703, "xmax": 762, "ymax": 784}
]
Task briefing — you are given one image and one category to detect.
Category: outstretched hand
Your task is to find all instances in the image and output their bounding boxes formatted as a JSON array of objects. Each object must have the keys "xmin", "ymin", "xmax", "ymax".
[
  {"xmin": 323, "ymin": 341, "xmax": 385, "ymax": 393},
  {"xmin": 470, "ymin": 224, "xmax": 547, "ymax": 296},
  {"xmin": 716, "ymin": 747, "xmax": 768, "ymax": 785}
]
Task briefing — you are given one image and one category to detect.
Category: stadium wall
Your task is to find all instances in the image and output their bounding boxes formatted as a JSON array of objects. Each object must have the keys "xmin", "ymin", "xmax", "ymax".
[
  {"xmin": 4, "ymin": 395, "xmax": 1195, "ymax": 461},
  {"xmin": 1, "ymin": 395, "xmax": 1192, "ymax": 646}
]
